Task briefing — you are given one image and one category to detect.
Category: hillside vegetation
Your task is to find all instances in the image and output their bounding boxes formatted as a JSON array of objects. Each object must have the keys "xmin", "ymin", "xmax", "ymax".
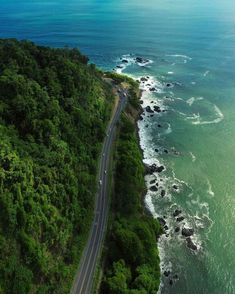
[
  {"xmin": 0, "ymin": 39, "xmax": 114, "ymax": 293},
  {"xmin": 101, "ymin": 77, "xmax": 162, "ymax": 293}
]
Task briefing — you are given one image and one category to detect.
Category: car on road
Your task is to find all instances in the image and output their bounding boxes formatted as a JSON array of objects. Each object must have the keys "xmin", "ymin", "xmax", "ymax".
[
  {"xmin": 99, "ymin": 180, "xmax": 102, "ymax": 185},
  {"xmin": 104, "ymin": 170, "xmax": 107, "ymax": 174}
]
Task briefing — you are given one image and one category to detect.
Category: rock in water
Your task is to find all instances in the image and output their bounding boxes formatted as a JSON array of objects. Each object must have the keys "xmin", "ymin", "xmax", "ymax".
[
  {"xmin": 157, "ymin": 217, "xmax": 166, "ymax": 226},
  {"xmin": 186, "ymin": 237, "xmax": 197, "ymax": 250},
  {"xmin": 175, "ymin": 227, "xmax": 180, "ymax": 233},
  {"xmin": 176, "ymin": 216, "xmax": 185, "ymax": 222},
  {"xmin": 145, "ymin": 106, "xmax": 154, "ymax": 113},
  {"xmin": 182, "ymin": 228, "xmax": 194, "ymax": 237},
  {"xmin": 161, "ymin": 190, "xmax": 166, "ymax": 197},
  {"xmin": 154, "ymin": 106, "xmax": 161, "ymax": 112},
  {"xmin": 150, "ymin": 185, "xmax": 158, "ymax": 192},
  {"xmin": 173, "ymin": 209, "xmax": 182, "ymax": 217},
  {"xmin": 164, "ymin": 270, "xmax": 171, "ymax": 277}
]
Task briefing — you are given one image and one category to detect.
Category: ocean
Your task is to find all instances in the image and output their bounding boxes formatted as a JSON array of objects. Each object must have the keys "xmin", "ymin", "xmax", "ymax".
[{"xmin": 1, "ymin": 0, "xmax": 235, "ymax": 293}]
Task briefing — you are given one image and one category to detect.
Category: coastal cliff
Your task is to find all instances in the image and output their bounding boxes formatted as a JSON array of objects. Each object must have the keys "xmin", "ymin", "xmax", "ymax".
[{"xmin": 100, "ymin": 73, "xmax": 162, "ymax": 294}]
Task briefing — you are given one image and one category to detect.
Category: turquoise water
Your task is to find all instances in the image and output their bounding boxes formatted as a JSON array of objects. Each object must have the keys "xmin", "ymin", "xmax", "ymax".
[{"xmin": 1, "ymin": 0, "xmax": 235, "ymax": 293}]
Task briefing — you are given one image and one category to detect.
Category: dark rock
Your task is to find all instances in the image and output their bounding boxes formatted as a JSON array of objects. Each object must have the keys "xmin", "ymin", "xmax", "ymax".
[
  {"xmin": 136, "ymin": 57, "xmax": 149, "ymax": 64},
  {"xmin": 157, "ymin": 217, "xmax": 166, "ymax": 226},
  {"xmin": 173, "ymin": 184, "xmax": 178, "ymax": 190},
  {"xmin": 186, "ymin": 237, "xmax": 197, "ymax": 251},
  {"xmin": 150, "ymin": 179, "xmax": 156, "ymax": 184},
  {"xmin": 122, "ymin": 59, "xmax": 129, "ymax": 63},
  {"xmin": 157, "ymin": 165, "xmax": 165, "ymax": 173},
  {"xmin": 145, "ymin": 125, "xmax": 149, "ymax": 128},
  {"xmin": 158, "ymin": 124, "xmax": 162, "ymax": 128},
  {"xmin": 140, "ymin": 77, "xmax": 148, "ymax": 82},
  {"xmin": 154, "ymin": 106, "xmax": 161, "ymax": 112},
  {"xmin": 164, "ymin": 149, "xmax": 168, "ymax": 154},
  {"xmin": 140, "ymin": 100, "xmax": 144, "ymax": 104},
  {"xmin": 150, "ymin": 185, "xmax": 158, "ymax": 192},
  {"xmin": 169, "ymin": 280, "xmax": 173, "ymax": 286},
  {"xmin": 116, "ymin": 65, "xmax": 123, "ymax": 69},
  {"xmin": 182, "ymin": 228, "xmax": 194, "ymax": 237},
  {"xmin": 161, "ymin": 190, "xmax": 166, "ymax": 197},
  {"xmin": 164, "ymin": 225, "xmax": 169, "ymax": 231},
  {"xmin": 155, "ymin": 149, "xmax": 159, "ymax": 152},
  {"xmin": 175, "ymin": 227, "xmax": 180, "ymax": 233},
  {"xmin": 145, "ymin": 106, "xmax": 154, "ymax": 113},
  {"xmin": 176, "ymin": 216, "xmax": 185, "ymax": 222},
  {"xmin": 150, "ymin": 87, "xmax": 156, "ymax": 92},
  {"xmin": 164, "ymin": 270, "xmax": 170, "ymax": 277},
  {"xmin": 150, "ymin": 114, "xmax": 154, "ymax": 117},
  {"xmin": 173, "ymin": 209, "xmax": 182, "ymax": 217},
  {"xmin": 145, "ymin": 164, "xmax": 165, "ymax": 174},
  {"xmin": 166, "ymin": 83, "xmax": 172, "ymax": 87},
  {"xmin": 173, "ymin": 274, "xmax": 179, "ymax": 280},
  {"xmin": 136, "ymin": 57, "xmax": 144, "ymax": 63},
  {"xmin": 139, "ymin": 115, "xmax": 143, "ymax": 121}
]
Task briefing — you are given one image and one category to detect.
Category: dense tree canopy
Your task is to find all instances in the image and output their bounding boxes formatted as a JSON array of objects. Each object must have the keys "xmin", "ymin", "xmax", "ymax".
[
  {"xmin": 0, "ymin": 39, "xmax": 114, "ymax": 293},
  {"xmin": 101, "ymin": 92, "xmax": 162, "ymax": 293}
]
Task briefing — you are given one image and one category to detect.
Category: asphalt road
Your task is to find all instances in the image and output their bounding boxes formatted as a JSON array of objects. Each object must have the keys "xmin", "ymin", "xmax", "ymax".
[{"xmin": 71, "ymin": 90, "xmax": 127, "ymax": 294}]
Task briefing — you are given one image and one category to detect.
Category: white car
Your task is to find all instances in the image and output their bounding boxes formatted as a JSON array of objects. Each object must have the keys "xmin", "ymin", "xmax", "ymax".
[
  {"xmin": 99, "ymin": 180, "xmax": 102, "ymax": 185},
  {"xmin": 104, "ymin": 170, "xmax": 107, "ymax": 174}
]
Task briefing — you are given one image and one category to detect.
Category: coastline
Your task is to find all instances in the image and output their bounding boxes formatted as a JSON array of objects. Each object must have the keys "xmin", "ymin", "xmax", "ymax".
[{"xmin": 100, "ymin": 73, "xmax": 162, "ymax": 293}]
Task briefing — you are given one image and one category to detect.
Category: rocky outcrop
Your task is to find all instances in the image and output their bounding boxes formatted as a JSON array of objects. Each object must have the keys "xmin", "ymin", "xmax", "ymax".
[
  {"xmin": 176, "ymin": 216, "xmax": 185, "ymax": 222},
  {"xmin": 145, "ymin": 163, "xmax": 165, "ymax": 174},
  {"xmin": 182, "ymin": 228, "xmax": 194, "ymax": 237},
  {"xmin": 145, "ymin": 106, "xmax": 154, "ymax": 113},
  {"xmin": 186, "ymin": 237, "xmax": 197, "ymax": 251},
  {"xmin": 173, "ymin": 209, "xmax": 182, "ymax": 217}
]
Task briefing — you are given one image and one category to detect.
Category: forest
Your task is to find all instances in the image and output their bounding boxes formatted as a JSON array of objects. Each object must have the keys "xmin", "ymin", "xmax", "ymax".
[{"xmin": 0, "ymin": 39, "xmax": 114, "ymax": 293}]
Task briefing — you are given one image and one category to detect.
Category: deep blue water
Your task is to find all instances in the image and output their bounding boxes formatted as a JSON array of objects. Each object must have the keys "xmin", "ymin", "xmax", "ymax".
[{"xmin": 1, "ymin": 1, "xmax": 235, "ymax": 293}]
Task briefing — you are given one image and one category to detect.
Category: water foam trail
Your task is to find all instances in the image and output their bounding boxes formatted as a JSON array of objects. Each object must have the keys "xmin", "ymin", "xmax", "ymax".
[
  {"xmin": 207, "ymin": 179, "xmax": 215, "ymax": 197},
  {"xmin": 186, "ymin": 96, "xmax": 204, "ymax": 106},
  {"xmin": 192, "ymin": 105, "xmax": 224, "ymax": 125},
  {"xmin": 189, "ymin": 152, "xmax": 196, "ymax": 162},
  {"xmin": 166, "ymin": 54, "xmax": 192, "ymax": 60},
  {"xmin": 203, "ymin": 70, "xmax": 210, "ymax": 77}
]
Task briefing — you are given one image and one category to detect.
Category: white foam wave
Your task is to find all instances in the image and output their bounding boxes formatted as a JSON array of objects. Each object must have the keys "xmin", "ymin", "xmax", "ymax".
[
  {"xmin": 207, "ymin": 179, "xmax": 215, "ymax": 197},
  {"xmin": 189, "ymin": 152, "xmax": 196, "ymax": 162},
  {"xmin": 203, "ymin": 70, "xmax": 210, "ymax": 77},
  {"xmin": 166, "ymin": 54, "xmax": 192, "ymax": 60},
  {"xmin": 192, "ymin": 105, "xmax": 224, "ymax": 125},
  {"xmin": 138, "ymin": 75, "xmax": 165, "ymax": 93},
  {"xmin": 164, "ymin": 123, "xmax": 172, "ymax": 135},
  {"xmin": 186, "ymin": 96, "xmax": 204, "ymax": 106},
  {"xmin": 115, "ymin": 54, "xmax": 154, "ymax": 74}
]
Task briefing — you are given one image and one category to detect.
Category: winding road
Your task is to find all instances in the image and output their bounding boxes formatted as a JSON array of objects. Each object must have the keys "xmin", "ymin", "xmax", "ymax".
[{"xmin": 71, "ymin": 90, "xmax": 127, "ymax": 294}]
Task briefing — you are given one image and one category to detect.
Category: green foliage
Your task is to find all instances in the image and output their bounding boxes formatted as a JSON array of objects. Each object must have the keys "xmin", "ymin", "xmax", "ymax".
[
  {"xmin": 102, "ymin": 105, "xmax": 161, "ymax": 293},
  {"xmin": 0, "ymin": 39, "xmax": 114, "ymax": 293}
]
